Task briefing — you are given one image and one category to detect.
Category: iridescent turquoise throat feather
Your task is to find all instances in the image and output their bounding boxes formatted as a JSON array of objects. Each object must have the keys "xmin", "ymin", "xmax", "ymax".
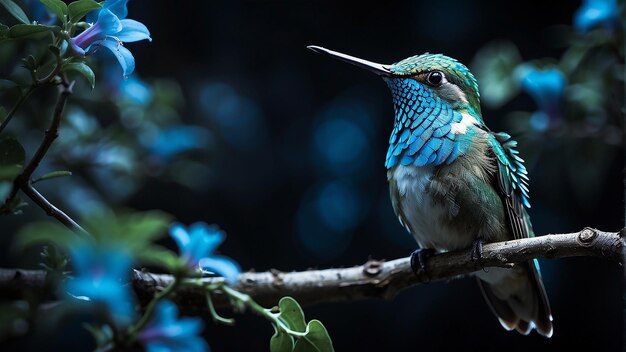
[{"xmin": 384, "ymin": 78, "xmax": 475, "ymax": 169}]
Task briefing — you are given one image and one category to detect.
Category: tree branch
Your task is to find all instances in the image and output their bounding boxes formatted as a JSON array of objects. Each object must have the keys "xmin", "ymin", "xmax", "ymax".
[
  {"xmin": 21, "ymin": 183, "xmax": 86, "ymax": 235},
  {"xmin": 0, "ymin": 228, "xmax": 622, "ymax": 311},
  {"xmin": 131, "ymin": 228, "xmax": 624, "ymax": 309},
  {"xmin": 2, "ymin": 75, "xmax": 88, "ymax": 236}
]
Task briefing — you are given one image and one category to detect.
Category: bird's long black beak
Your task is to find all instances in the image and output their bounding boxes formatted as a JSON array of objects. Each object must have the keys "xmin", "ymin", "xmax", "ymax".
[{"xmin": 307, "ymin": 45, "xmax": 392, "ymax": 77}]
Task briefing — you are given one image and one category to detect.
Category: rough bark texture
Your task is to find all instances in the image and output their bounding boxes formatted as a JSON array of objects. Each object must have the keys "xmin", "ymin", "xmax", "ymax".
[
  {"xmin": 1, "ymin": 228, "xmax": 622, "ymax": 311},
  {"xmin": 135, "ymin": 228, "xmax": 624, "ymax": 309}
]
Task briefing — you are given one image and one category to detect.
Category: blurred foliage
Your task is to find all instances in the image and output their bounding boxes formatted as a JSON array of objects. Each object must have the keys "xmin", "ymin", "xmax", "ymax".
[
  {"xmin": 470, "ymin": 1, "xmax": 624, "ymax": 207},
  {"xmin": 0, "ymin": 0, "xmax": 623, "ymax": 350},
  {"xmin": 0, "ymin": 0, "xmax": 333, "ymax": 351}
]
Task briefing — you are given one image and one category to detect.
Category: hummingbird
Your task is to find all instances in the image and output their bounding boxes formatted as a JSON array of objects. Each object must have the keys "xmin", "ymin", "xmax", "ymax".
[{"xmin": 308, "ymin": 45, "xmax": 553, "ymax": 337}]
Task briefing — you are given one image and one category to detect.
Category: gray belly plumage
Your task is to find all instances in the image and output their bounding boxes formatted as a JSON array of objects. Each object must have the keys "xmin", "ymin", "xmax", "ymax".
[
  {"xmin": 388, "ymin": 163, "xmax": 506, "ymax": 252},
  {"xmin": 388, "ymin": 164, "xmax": 474, "ymax": 251}
]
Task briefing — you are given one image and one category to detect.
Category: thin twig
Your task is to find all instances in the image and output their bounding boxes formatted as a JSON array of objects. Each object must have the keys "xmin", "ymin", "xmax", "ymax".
[
  {"xmin": 21, "ymin": 76, "xmax": 73, "ymax": 180},
  {"xmin": 21, "ymin": 183, "xmax": 87, "ymax": 236},
  {"xmin": 1, "ymin": 74, "xmax": 87, "ymax": 236},
  {"xmin": 126, "ymin": 277, "xmax": 180, "ymax": 340}
]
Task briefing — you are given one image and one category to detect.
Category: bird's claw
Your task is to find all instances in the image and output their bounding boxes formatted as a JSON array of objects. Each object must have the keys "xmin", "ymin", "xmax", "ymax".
[
  {"xmin": 410, "ymin": 248, "xmax": 435, "ymax": 282},
  {"xmin": 470, "ymin": 238, "xmax": 487, "ymax": 272}
]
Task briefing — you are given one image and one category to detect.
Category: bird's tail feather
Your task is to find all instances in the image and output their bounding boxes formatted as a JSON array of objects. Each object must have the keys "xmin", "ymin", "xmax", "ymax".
[{"xmin": 477, "ymin": 260, "xmax": 553, "ymax": 337}]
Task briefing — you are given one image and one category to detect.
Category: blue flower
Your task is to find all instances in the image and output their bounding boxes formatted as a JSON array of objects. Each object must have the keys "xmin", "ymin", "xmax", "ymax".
[
  {"xmin": 146, "ymin": 125, "xmax": 211, "ymax": 160},
  {"xmin": 138, "ymin": 300, "xmax": 209, "ymax": 352},
  {"xmin": 64, "ymin": 243, "xmax": 135, "ymax": 326},
  {"xmin": 518, "ymin": 66, "xmax": 566, "ymax": 127},
  {"xmin": 69, "ymin": 0, "xmax": 151, "ymax": 76},
  {"xmin": 170, "ymin": 223, "xmax": 241, "ymax": 284},
  {"xmin": 574, "ymin": 0, "xmax": 620, "ymax": 33},
  {"xmin": 119, "ymin": 76, "xmax": 153, "ymax": 105}
]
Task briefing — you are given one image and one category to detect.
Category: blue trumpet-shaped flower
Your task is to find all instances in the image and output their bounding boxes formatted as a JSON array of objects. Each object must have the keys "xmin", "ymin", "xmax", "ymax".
[
  {"xmin": 574, "ymin": 0, "xmax": 620, "ymax": 33},
  {"xmin": 69, "ymin": 0, "xmax": 151, "ymax": 76},
  {"xmin": 64, "ymin": 243, "xmax": 135, "ymax": 326},
  {"xmin": 138, "ymin": 300, "xmax": 209, "ymax": 352},
  {"xmin": 170, "ymin": 222, "xmax": 241, "ymax": 284}
]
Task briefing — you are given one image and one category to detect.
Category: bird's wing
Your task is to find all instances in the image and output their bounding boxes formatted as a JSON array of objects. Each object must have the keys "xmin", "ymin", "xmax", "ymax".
[
  {"xmin": 483, "ymin": 131, "xmax": 553, "ymax": 337},
  {"xmin": 489, "ymin": 132, "xmax": 532, "ymax": 240}
]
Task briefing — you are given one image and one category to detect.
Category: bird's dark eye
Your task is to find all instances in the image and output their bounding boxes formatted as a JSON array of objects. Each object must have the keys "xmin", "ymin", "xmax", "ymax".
[{"xmin": 426, "ymin": 71, "xmax": 444, "ymax": 86}]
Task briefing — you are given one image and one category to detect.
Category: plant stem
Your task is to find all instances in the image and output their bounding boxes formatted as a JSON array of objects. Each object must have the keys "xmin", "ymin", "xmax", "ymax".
[
  {"xmin": 1, "ymin": 74, "xmax": 88, "ymax": 237},
  {"xmin": 127, "ymin": 277, "xmax": 180, "ymax": 339},
  {"xmin": 22, "ymin": 183, "xmax": 88, "ymax": 236},
  {"xmin": 220, "ymin": 285, "xmax": 307, "ymax": 337},
  {"xmin": 206, "ymin": 291, "xmax": 235, "ymax": 326}
]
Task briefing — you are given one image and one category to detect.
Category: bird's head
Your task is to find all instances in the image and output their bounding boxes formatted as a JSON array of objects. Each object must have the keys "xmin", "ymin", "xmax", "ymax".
[{"xmin": 308, "ymin": 46, "xmax": 482, "ymax": 120}]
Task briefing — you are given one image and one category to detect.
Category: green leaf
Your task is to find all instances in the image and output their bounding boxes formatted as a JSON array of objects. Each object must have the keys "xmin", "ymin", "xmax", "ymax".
[
  {"xmin": 471, "ymin": 41, "xmax": 522, "ymax": 109},
  {"xmin": 277, "ymin": 297, "xmax": 307, "ymax": 333},
  {"xmin": 136, "ymin": 245, "xmax": 182, "ymax": 271},
  {"xmin": 270, "ymin": 327, "xmax": 294, "ymax": 352},
  {"xmin": 8, "ymin": 24, "xmax": 56, "ymax": 39},
  {"xmin": 0, "ymin": 137, "xmax": 24, "ymax": 181},
  {"xmin": 32, "ymin": 170, "xmax": 72, "ymax": 184},
  {"xmin": 0, "ymin": 24, "xmax": 8, "ymax": 41},
  {"xmin": 120, "ymin": 211, "xmax": 172, "ymax": 245},
  {"xmin": 39, "ymin": 0, "xmax": 67, "ymax": 21},
  {"xmin": 67, "ymin": 0, "xmax": 101, "ymax": 23},
  {"xmin": 48, "ymin": 44, "xmax": 60, "ymax": 57},
  {"xmin": 0, "ymin": 79, "xmax": 18, "ymax": 91},
  {"xmin": 80, "ymin": 208, "xmax": 172, "ymax": 250},
  {"xmin": 13, "ymin": 222, "xmax": 77, "ymax": 251},
  {"xmin": 0, "ymin": 0, "xmax": 29, "ymax": 24},
  {"xmin": 293, "ymin": 320, "xmax": 334, "ymax": 352},
  {"xmin": 64, "ymin": 62, "xmax": 95, "ymax": 89},
  {"xmin": 39, "ymin": 244, "xmax": 68, "ymax": 271}
]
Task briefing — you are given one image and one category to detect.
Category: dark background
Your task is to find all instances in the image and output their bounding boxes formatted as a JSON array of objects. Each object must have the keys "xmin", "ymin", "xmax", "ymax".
[
  {"xmin": 129, "ymin": 0, "xmax": 623, "ymax": 351},
  {"xmin": 7, "ymin": 0, "xmax": 626, "ymax": 351}
]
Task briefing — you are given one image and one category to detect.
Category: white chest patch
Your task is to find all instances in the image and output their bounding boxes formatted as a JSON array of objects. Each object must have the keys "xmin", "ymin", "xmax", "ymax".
[
  {"xmin": 450, "ymin": 112, "xmax": 479, "ymax": 135},
  {"xmin": 389, "ymin": 164, "xmax": 474, "ymax": 251}
]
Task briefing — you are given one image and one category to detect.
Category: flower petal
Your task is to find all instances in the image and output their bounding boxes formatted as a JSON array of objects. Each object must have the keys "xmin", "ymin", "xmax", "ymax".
[
  {"xmin": 65, "ymin": 278, "xmax": 135, "ymax": 325},
  {"xmin": 140, "ymin": 300, "xmax": 209, "ymax": 352},
  {"xmin": 574, "ymin": 0, "xmax": 619, "ymax": 32},
  {"xmin": 199, "ymin": 255, "xmax": 241, "ymax": 285},
  {"xmin": 95, "ymin": 38, "xmax": 136, "ymax": 77},
  {"xmin": 190, "ymin": 223, "xmax": 224, "ymax": 254},
  {"xmin": 118, "ymin": 19, "xmax": 152, "ymax": 42},
  {"xmin": 148, "ymin": 300, "xmax": 178, "ymax": 327},
  {"xmin": 169, "ymin": 223, "xmax": 191, "ymax": 249},
  {"xmin": 73, "ymin": 9, "xmax": 122, "ymax": 51},
  {"xmin": 95, "ymin": 8, "xmax": 123, "ymax": 35},
  {"xmin": 87, "ymin": 0, "xmax": 129, "ymax": 23},
  {"xmin": 104, "ymin": 0, "xmax": 129, "ymax": 19}
]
